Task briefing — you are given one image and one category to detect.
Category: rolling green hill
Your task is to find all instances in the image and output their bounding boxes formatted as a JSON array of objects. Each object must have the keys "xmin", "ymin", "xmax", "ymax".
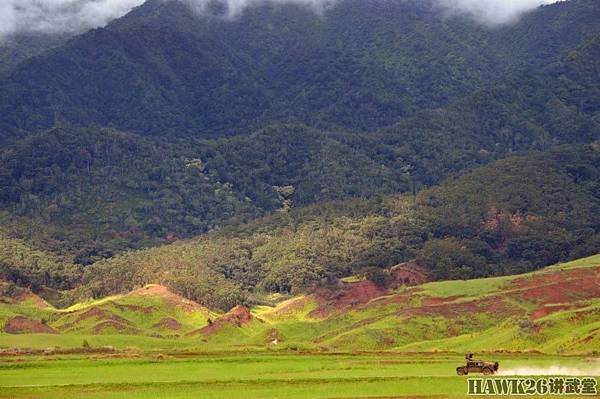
[
  {"xmin": 2, "ymin": 254, "xmax": 599, "ymax": 355},
  {"xmin": 252, "ymin": 254, "xmax": 600, "ymax": 354}
]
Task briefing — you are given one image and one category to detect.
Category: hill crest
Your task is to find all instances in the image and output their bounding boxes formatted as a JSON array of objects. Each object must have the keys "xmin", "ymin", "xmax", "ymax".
[{"xmin": 2, "ymin": 254, "xmax": 599, "ymax": 354}]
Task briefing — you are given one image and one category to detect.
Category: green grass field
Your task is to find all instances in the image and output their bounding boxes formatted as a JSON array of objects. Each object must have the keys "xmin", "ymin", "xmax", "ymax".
[
  {"xmin": 1, "ymin": 255, "xmax": 599, "ymax": 397},
  {"xmin": 0, "ymin": 352, "xmax": 598, "ymax": 398}
]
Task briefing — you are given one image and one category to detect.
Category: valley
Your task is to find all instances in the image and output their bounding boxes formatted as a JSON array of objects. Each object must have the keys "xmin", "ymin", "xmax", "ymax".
[
  {"xmin": 1, "ymin": 255, "xmax": 599, "ymax": 397},
  {"xmin": 1, "ymin": 0, "xmax": 599, "ymax": 396}
]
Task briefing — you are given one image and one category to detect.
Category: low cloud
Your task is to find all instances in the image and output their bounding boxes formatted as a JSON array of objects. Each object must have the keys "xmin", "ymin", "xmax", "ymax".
[
  {"xmin": 179, "ymin": 0, "xmax": 557, "ymax": 23},
  {"xmin": 436, "ymin": 0, "xmax": 559, "ymax": 26},
  {"xmin": 0, "ymin": 0, "xmax": 559, "ymax": 40},
  {"xmin": 179, "ymin": 0, "xmax": 335, "ymax": 17},
  {"xmin": 0, "ymin": 0, "xmax": 145, "ymax": 40}
]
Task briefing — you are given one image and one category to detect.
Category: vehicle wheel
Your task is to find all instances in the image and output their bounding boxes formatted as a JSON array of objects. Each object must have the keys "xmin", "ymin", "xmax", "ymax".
[
  {"xmin": 482, "ymin": 368, "xmax": 493, "ymax": 375},
  {"xmin": 456, "ymin": 367, "xmax": 466, "ymax": 376}
]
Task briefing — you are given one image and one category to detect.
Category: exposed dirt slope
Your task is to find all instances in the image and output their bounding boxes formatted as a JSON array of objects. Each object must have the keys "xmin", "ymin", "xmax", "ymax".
[
  {"xmin": 189, "ymin": 305, "xmax": 256, "ymax": 337},
  {"xmin": 4, "ymin": 316, "xmax": 57, "ymax": 334}
]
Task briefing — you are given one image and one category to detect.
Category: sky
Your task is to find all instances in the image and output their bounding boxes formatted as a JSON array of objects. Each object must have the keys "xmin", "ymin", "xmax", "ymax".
[
  {"xmin": 0, "ymin": 0, "xmax": 144, "ymax": 38},
  {"xmin": 0, "ymin": 0, "xmax": 560, "ymax": 40}
]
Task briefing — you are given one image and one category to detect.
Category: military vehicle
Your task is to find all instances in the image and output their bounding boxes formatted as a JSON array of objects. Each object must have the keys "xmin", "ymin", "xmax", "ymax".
[{"xmin": 456, "ymin": 353, "xmax": 499, "ymax": 375}]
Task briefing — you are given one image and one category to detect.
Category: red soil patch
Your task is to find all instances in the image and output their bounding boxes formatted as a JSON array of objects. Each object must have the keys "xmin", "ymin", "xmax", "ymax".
[
  {"xmin": 510, "ymin": 266, "xmax": 600, "ymax": 306},
  {"xmin": 389, "ymin": 262, "xmax": 431, "ymax": 288},
  {"xmin": 3, "ymin": 316, "xmax": 57, "ymax": 334},
  {"xmin": 14, "ymin": 291, "xmax": 48, "ymax": 309},
  {"xmin": 339, "ymin": 281, "xmax": 387, "ymax": 306},
  {"xmin": 398, "ymin": 295, "xmax": 523, "ymax": 320},
  {"xmin": 93, "ymin": 320, "xmax": 137, "ymax": 334},
  {"xmin": 310, "ymin": 281, "xmax": 387, "ymax": 318},
  {"xmin": 389, "ymin": 267, "xmax": 599, "ymax": 323},
  {"xmin": 226, "ymin": 305, "xmax": 254, "ymax": 324},
  {"xmin": 190, "ymin": 305, "xmax": 254, "ymax": 336},
  {"xmin": 76, "ymin": 307, "xmax": 114, "ymax": 322},
  {"xmin": 128, "ymin": 285, "xmax": 207, "ymax": 312},
  {"xmin": 270, "ymin": 296, "xmax": 311, "ymax": 318},
  {"xmin": 422, "ymin": 296, "xmax": 462, "ymax": 306},
  {"xmin": 153, "ymin": 317, "xmax": 182, "ymax": 330},
  {"xmin": 530, "ymin": 304, "xmax": 583, "ymax": 320}
]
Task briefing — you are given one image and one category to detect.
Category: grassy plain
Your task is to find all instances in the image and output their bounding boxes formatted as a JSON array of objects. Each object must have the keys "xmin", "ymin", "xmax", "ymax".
[{"xmin": 0, "ymin": 352, "xmax": 598, "ymax": 398}]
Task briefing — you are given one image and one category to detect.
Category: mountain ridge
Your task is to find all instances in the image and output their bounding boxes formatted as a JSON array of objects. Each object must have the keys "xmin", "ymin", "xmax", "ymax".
[
  {"xmin": 1, "ymin": 0, "xmax": 599, "ymax": 141},
  {"xmin": 0, "ymin": 0, "xmax": 599, "ymax": 324}
]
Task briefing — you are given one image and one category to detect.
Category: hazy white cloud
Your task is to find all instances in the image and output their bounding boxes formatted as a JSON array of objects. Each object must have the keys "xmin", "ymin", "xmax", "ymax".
[
  {"xmin": 436, "ymin": 0, "xmax": 559, "ymax": 26},
  {"xmin": 0, "ymin": 0, "xmax": 560, "ymax": 40},
  {"xmin": 0, "ymin": 0, "xmax": 145, "ymax": 39},
  {"xmin": 180, "ymin": 0, "xmax": 558, "ymax": 22},
  {"xmin": 179, "ymin": 0, "xmax": 335, "ymax": 17},
  {"xmin": 181, "ymin": 0, "xmax": 559, "ymax": 24}
]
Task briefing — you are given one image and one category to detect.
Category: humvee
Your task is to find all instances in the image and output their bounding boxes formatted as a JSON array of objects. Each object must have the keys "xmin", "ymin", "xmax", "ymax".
[{"xmin": 456, "ymin": 353, "xmax": 499, "ymax": 375}]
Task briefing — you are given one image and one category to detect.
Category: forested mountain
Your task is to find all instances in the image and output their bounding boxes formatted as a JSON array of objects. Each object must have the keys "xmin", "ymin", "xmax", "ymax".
[
  {"xmin": 72, "ymin": 144, "xmax": 600, "ymax": 308},
  {"xmin": 2, "ymin": 27, "xmax": 599, "ymax": 262},
  {"xmin": 0, "ymin": 127, "xmax": 260, "ymax": 263},
  {"xmin": 0, "ymin": 0, "xmax": 599, "ymax": 307},
  {"xmin": 0, "ymin": 0, "xmax": 599, "ymax": 140},
  {"xmin": 4, "ymin": 143, "xmax": 598, "ymax": 308},
  {"xmin": 0, "ymin": 34, "xmax": 69, "ymax": 75}
]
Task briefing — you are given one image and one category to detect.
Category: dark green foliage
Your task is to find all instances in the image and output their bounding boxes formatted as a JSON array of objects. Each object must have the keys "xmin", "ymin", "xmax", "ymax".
[
  {"xmin": 360, "ymin": 266, "xmax": 388, "ymax": 288},
  {"xmin": 416, "ymin": 238, "xmax": 487, "ymax": 280},
  {"xmin": 0, "ymin": 33, "xmax": 68, "ymax": 75},
  {"xmin": 0, "ymin": 127, "xmax": 260, "ymax": 263},
  {"xmin": 79, "ymin": 145, "xmax": 600, "ymax": 304},
  {"xmin": 1, "ymin": 0, "xmax": 600, "ymax": 308},
  {"xmin": 417, "ymin": 145, "xmax": 600, "ymax": 277},
  {"xmin": 0, "ymin": 0, "xmax": 598, "ymax": 264},
  {"xmin": 1, "ymin": 0, "xmax": 598, "ymax": 140},
  {"xmin": 4, "ymin": 144, "xmax": 596, "ymax": 307},
  {"xmin": 0, "ymin": 233, "xmax": 80, "ymax": 291},
  {"xmin": 164, "ymin": 271, "xmax": 246, "ymax": 311},
  {"xmin": 198, "ymin": 124, "xmax": 409, "ymax": 208},
  {"xmin": 78, "ymin": 238, "xmax": 250, "ymax": 311}
]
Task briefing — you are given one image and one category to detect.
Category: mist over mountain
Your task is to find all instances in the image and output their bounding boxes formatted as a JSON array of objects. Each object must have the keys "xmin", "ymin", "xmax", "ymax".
[
  {"xmin": 0, "ymin": 0, "xmax": 596, "ymax": 142},
  {"xmin": 0, "ymin": 0, "xmax": 556, "ymax": 41},
  {"xmin": 0, "ymin": 33, "xmax": 70, "ymax": 75},
  {"xmin": 435, "ymin": 0, "xmax": 558, "ymax": 25},
  {"xmin": 0, "ymin": 0, "xmax": 144, "ymax": 39}
]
